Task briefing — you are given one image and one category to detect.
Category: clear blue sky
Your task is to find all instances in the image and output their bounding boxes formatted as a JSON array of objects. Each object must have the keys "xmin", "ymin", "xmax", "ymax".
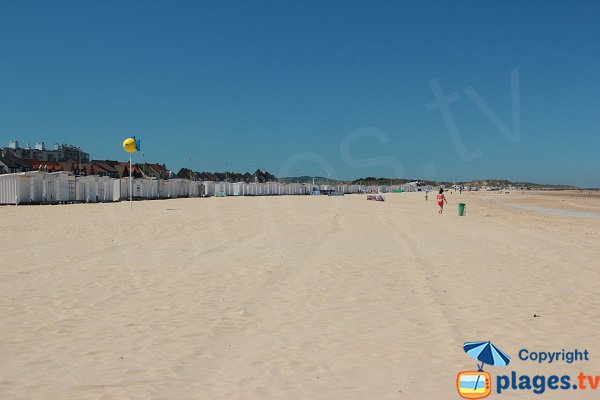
[{"xmin": 1, "ymin": 1, "xmax": 599, "ymax": 186}]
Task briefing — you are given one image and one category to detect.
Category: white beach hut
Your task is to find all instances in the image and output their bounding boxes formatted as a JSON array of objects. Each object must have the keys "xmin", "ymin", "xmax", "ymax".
[
  {"xmin": 202, "ymin": 181, "xmax": 215, "ymax": 197},
  {"xmin": 107, "ymin": 177, "xmax": 121, "ymax": 201},
  {"xmin": 214, "ymin": 182, "xmax": 226, "ymax": 196},
  {"xmin": 158, "ymin": 179, "xmax": 171, "ymax": 198},
  {"xmin": 44, "ymin": 172, "xmax": 76, "ymax": 202},
  {"xmin": 76, "ymin": 175, "xmax": 99, "ymax": 203},
  {"xmin": 120, "ymin": 178, "xmax": 131, "ymax": 200},
  {"xmin": 172, "ymin": 179, "xmax": 187, "ymax": 197},
  {"xmin": 188, "ymin": 181, "xmax": 201, "ymax": 197},
  {"xmin": 147, "ymin": 178, "xmax": 159, "ymax": 199},
  {"xmin": 0, "ymin": 172, "xmax": 31, "ymax": 204},
  {"xmin": 232, "ymin": 182, "xmax": 243, "ymax": 196},
  {"xmin": 131, "ymin": 179, "xmax": 143, "ymax": 199},
  {"xmin": 4, "ymin": 171, "xmax": 46, "ymax": 204},
  {"xmin": 160, "ymin": 179, "xmax": 177, "ymax": 198},
  {"xmin": 24, "ymin": 171, "xmax": 45, "ymax": 203},
  {"xmin": 224, "ymin": 182, "xmax": 233, "ymax": 196},
  {"xmin": 156, "ymin": 179, "xmax": 165, "ymax": 198},
  {"xmin": 120, "ymin": 177, "xmax": 157, "ymax": 200},
  {"xmin": 97, "ymin": 177, "xmax": 107, "ymax": 201}
]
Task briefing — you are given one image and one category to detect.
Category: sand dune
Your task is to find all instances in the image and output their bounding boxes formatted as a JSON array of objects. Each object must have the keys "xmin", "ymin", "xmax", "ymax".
[{"xmin": 1, "ymin": 192, "xmax": 599, "ymax": 399}]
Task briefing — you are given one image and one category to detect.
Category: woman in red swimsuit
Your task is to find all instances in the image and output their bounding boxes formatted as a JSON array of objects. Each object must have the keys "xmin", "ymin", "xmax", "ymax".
[{"xmin": 437, "ymin": 188, "xmax": 447, "ymax": 214}]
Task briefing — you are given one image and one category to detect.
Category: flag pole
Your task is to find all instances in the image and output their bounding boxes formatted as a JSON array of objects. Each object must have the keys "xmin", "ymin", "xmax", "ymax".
[{"xmin": 129, "ymin": 152, "xmax": 133, "ymax": 210}]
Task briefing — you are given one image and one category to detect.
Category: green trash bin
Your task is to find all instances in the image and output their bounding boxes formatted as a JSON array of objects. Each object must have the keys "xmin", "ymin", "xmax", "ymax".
[{"xmin": 458, "ymin": 203, "xmax": 466, "ymax": 216}]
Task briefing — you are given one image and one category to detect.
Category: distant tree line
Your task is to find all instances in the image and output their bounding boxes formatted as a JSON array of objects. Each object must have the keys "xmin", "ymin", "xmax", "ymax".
[{"xmin": 176, "ymin": 168, "xmax": 278, "ymax": 183}]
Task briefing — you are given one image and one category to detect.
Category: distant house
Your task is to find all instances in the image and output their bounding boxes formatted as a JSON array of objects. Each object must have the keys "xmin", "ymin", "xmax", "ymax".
[
  {"xmin": 176, "ymin": 168, "xmax": 198, "ymax": 180},
  {"xmin": 199, "ymin": 172, "xmax": 217, "ymax": 181},
  {"xmin": 58, "ymin": 161, "xmax": 77, "ymax": 174},
  {"xmin": 0, "ymin": 152, "xmax": 30, "ymax": 174},
  {"xmin": 87, "ymin": 160, "xmax": 120, "ymax": 178},
  {"xmin": 140, "ymin": 163, "xmax": 170, "ymax": 179},
  {"xmin": 20, "ymin": 159, "xmax": 64, "ymax": 172},
  {"xmin": 0, "ymin": 140, "xmax": 90, "ymax": 163},
  {"xmin": 115, "ymin": 162, "xmax": 143, "ymax": 178}
]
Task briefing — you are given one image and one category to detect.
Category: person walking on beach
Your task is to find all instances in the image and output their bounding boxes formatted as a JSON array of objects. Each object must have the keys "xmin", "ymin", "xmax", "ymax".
[{"xmin": 437, "ymin": 188, "xmax": 447, "ymax": 214}]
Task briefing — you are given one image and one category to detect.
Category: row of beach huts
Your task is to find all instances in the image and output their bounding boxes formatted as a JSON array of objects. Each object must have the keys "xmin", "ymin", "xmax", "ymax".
[{"xmin": 0, "ymin": 171, "xmax": 419, "ymax": 205}]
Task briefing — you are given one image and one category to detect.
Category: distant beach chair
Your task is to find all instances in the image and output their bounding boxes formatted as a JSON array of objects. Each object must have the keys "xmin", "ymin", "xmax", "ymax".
[{"xmin": 367, "ymin": 194, "xmax": 385, "ymax": 202}]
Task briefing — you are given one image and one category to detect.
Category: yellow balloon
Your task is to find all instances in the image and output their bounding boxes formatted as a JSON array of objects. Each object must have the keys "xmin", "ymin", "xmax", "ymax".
[{"xmin": 122, "ymin": 137, "xmax": 137, "ymax": 153}]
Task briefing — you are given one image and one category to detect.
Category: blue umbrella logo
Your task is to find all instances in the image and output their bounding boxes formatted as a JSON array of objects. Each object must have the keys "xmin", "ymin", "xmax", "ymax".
[
  {"xmin": 464, "ymin": 341, "xmax": 511, "ymax": 371},
  {"xmin": 463, "ymin": 341, "xmax": 511, "ymax": 394}
]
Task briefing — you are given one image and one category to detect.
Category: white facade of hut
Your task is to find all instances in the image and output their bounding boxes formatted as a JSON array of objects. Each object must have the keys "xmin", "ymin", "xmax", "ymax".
[
  {"xmin": 120, "ymin": 178, "xmax": 129, "ymax": 200},
  {"xmin": 224, "ymin": 182, "xmax": 234, "ymax": 196},
  {"xmin": 76, "ymin": 176, "xmax": 99, "ymax": 203},
  {"xmin": 160, "ymin": 179, "xmax": 183, "ymax": 198},
  {"xmin": 156, "ymin": 179, "xmax": 165, "ymax": 198},
  {"xmin": 134, "ymin": 178, "xmax": 158, "ymax": 199},
  {"xmin": 45, "ymin": 172, "xmax": 75, "ymax": 203},
  {"xmin": 5, "ymin": 171, "xmax": 50, "ymax": 203},
  {"xmin": 148, "ymin": 179, "xmax": 159, "ymax": 198},
  {"xmin": 188, "ymin": 181, "xmax": 201, "ymax": 197},
  {"xmin": 176, "ymin": 179, "xmax": 189, "ymax": 197},
  {"xmin": 107, "ymin": 177, "xmax": 121, "ymax": 201},
  {"xmin": 159, "ymin": 179, "xmax": 173, "ymax": 198},
  {"xmin": 25, "ymin": 172, "xmax": 44, "ymax": 203},
  {"xmin": 212, "ymin": 182, "xmax": 223, "ymax": 196},
  {"xmin": 269, "ymin": 182, "xmax": 280, "ymax": 195},
  {"xmin": 120, "ymin": 178, "xmax": 157, "ymax": 200},
  {"xmin": 232, "ymin": 182, "xmax": 243, "ymax": 196},
  {"xmin": 0, "ymin": 173, "xmax": 30, "ymax": 204},
  {"xmin": 202, "ymin": 181, "xmax": 215, "ymax": 196}
]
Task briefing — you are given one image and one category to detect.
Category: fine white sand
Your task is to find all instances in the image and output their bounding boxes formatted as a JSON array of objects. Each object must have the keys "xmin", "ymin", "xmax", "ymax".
[{"xmin": 1, "ymin": 192, "xmax": 599, "ymax": 399}]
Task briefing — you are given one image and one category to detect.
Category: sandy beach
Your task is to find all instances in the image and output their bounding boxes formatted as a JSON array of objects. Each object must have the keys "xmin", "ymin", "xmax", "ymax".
[{"xmin": 1, "ymin": 191, "xmax": 599, "ymax": 399}]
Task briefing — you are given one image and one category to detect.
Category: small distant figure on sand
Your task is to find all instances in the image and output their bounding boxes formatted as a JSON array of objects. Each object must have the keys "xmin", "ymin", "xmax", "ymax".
[
  {"xmin": 425, "ymin": 190, "xmax": 428, "ymax": 201},
  {"xmin": 437, "ymin": 188, "xmax": 447, "ymax": 214}
]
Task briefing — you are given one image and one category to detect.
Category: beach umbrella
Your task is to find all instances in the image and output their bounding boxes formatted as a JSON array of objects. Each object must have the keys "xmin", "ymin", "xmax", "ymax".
[
  {"xmin": 463, "ymin": 341, "xmax": 511, "ymax": 393},
  {"xmin": 464, "ymin": 341, "xmax": 511, "ymax": 370}
]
